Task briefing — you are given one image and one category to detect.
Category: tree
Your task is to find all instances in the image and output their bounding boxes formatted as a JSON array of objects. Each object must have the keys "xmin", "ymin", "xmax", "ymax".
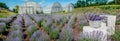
[
  {"xmin": 108, "ymin": 1, "xmax": 115, "ymax": 5},
  {"xmin": 74, "ymin": 0, "xmax": 108, "ymax": 8},
  {"xmin": 13, "ymin": 5, "xmax": 19, "ymax": 13},
  {"xmin": 0, "ymin": 2, "xmax": 9, "ymax": 9},
  {"xmin": 114, "ymin": 0, "xmax": 120, "ymax": 5},
  {"xmin": 95, "ymin": 0, "xmax": 107, "ymax": 5},
  {"xmin": 74, "ymin": 0, "xmax": 88, "ymax": 8}
]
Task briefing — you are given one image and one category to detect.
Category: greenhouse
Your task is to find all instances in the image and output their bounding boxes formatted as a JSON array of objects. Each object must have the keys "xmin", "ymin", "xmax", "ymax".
[
  {"xmin": 18, "ymin": 1, "xmax": 43, "ymax": 14},
  {"xmin": 51, "ymin": 2, "xmax": 63, "ymax": 13},
  {"xmin": 43, "ymin": 2, "xmax": 63, "ymax": 14},
  {"xmin": 65, "ymin": 3, "xmax": 74, "ymax": 12}
]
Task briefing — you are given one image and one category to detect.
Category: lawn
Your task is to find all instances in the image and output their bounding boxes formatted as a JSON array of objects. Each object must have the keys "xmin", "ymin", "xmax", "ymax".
[
  {"xmin": 72, "ymin": 5, "xmax": 120, "ymax": 14},
  {"xmin": 0, "ymin": 10, "xmax": 16, "ymax": 18}
]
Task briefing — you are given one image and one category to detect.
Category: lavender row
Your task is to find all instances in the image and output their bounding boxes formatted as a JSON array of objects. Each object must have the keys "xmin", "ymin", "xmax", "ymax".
[
  {"xmin": 12, "ymin": 14, "xmax": 23, "ymax": 27},
  {"xmin": 23, "ymin": 14, "xmax": 35, "ymax": 27}
]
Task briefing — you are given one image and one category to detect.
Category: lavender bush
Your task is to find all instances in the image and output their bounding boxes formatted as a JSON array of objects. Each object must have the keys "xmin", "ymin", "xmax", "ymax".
[
  {"xmin": 12, "ymin": 15, "xmax": 23, "ymax": 27},
  {"xmin": 11, "ymin": 25, "xmax": 22, "ymax": 31},
  {"xmin": 87, "ymin": 14, "xmax": 103, "ymax": 21},
  {"xmin": 49, "ymin": 27, "xmax": 59, "ymax": 39},
  {"xmin": 0, "ymin": 18, "xmax": 12, "ymax": 23},
  {"xmin": 30, "ymin": 30, "xmax": 49, "ymax": 41},
  {"xmin": 40, "ymin": 19, "xmax": 50, "ymax": 33},
  {"xmin": 67, "ymin": 15, "xmax": 75, "ymax": 28},
  {"xmin": 78, "ymin": 15, "xmax": 88, "ymax": 26},
  {"xmin": 60, "ymin": 16, "xmax": 69, "ymax": 25},
  {"xmin": 12, "ymin": 21, "xmax": 23, "ymax": 27},
  {"xmin": 59, "ymin": 24, "xmax": 73, "ymax": 41},
  {"xmin": 27, "ymin": 25, "xmax": 37, "ymax": 37},
  {"xmin": 46, "ymin": 18, "xmax": 53, "ymax": 26},
  {"xmin": 23, "ymin": 15, "xmax": 35, "ymax": 27},
  {"xmin": 7, "ymin": 30, "xmax": 23, "ymax": 41}
]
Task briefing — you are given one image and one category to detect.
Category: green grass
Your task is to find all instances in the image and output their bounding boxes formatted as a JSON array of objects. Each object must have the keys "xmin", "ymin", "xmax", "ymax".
[
  {"xmin": 0, "ymin": 10, "xmax": 16, "ymax": 18},
  {"xmin": 111, "ymin": 30, "xmax": 120, "ymax": 41},
  {"xmin": 59, "ymin": 5, "xmax": 120, "ymax": 15}
]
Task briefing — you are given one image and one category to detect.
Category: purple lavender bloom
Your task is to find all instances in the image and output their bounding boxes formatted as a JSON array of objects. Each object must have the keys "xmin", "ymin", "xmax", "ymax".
[
  {"xmin": 11, "ymin": 25, "xmax": 22, "ymax": 31},
  {"xmin": 0, "ymin": 18, "xmax": 12, "ymax": 23},
  {"xmin": 59, "ymin": 24, "xmax": 73, "ymax": 41},
  {"xmin": 27, "ymin": 25, "xmax": 37, "ymax": 37},
  {"xmin": 87, "ymin": 14, "xmax": 103, "ymax": 21},
  {"xmin": 7, "ymin": 30, "xmax": 23, "ymax": 41},
  {"xmin": 30, "ymin": 30, "xmax": 49, "ymax": 41}
]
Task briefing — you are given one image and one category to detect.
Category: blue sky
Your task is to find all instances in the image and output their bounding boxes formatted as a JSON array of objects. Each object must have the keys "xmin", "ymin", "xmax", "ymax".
[
  {"xmin": 0, "ymin": 0, "xmax": 77, "ymax": 10},
  {"xmin": 0, "ymin": 0, "xmax": 113, "ymax": 10}
]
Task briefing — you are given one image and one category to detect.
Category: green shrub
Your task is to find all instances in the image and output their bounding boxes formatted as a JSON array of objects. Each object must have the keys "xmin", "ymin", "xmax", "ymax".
[
  {"xmin": 40, "ymin": 19, "xmax": 50, "ymax": 33},
  {"xmin": 97, "ymin": 5, "xmax": 120, "ymax": 10},
  {"xmin": 116, "ymin": 20, "xmax": 120, "ymax": 25},
  {"xmin": 79, "ymin": 25, "xmax": 83, "ymax": 31},
  {"xmin": 27, "ymin": 26, "xmax": 37, "ymax": 37},
  {"xmin": 49, "ymin": 29, "xmax": 59, "ymax": 39},
  {"xmin": 111, "ymin": 30, "xmax": 120, "ymax": 41}
]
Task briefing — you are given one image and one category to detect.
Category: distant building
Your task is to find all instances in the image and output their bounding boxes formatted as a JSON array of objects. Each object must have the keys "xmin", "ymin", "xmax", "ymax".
[
  {"xmin": 43, "ymin": 5, "xmax": 52, "ymax": 14},
  {"xmin": 64, "ymin": 3, "xmax": 74, "ymax": 12},
  {"xmin": 19, "ymin": 1, "xmax": 43, "ymax": 14},
  {"xmin": 43, "ymin": 2, "xmax": 63, "ymax": 14},
  {"xmin": 51, "ymin": 2, "xmax": 63, "ymax": 13}
]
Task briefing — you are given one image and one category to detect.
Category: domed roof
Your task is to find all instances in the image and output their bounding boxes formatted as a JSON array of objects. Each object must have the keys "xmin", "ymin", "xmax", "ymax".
[
  {"xmin": 51, "ymin": 2, "xmax": 63, "ymax": 13},
  {"xmin": 22, "ymin": 1, "xmax": 40, "ymax": 7},
  {"xmin": 52, "ymin": 2, "xmax": 62, "ymax": 8},
  {"xmin": 68, "ymin": 3, "xmax": 74, "ymax": 7}
]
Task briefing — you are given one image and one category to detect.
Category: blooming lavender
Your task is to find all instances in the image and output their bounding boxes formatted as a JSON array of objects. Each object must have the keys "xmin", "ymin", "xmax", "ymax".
[
  {"xmin": 87, "ymin": 14, "xmax": 103, "ymax": 21},
  {"xmin": 59, "ymin": 24, "xmax": 73, "ymax": 41},
  {"xmin": 67, "ymin": 15, "xmax": 75, "ymax": 28},
  {"xmin": 40, "ymin": 19, "xmax": 51, "ymax": 33},
  {"xmin": 0, "ymin": 18, "xmax": 12, "ymax": 23},
  {"xmin": 60, "ymin": 16, "xmax": 69, "ymax": 25},
  {"xmin": 49, "ymin": 26, "xmax": 59, "ymax": 39},
  {"xmin": 27, "ymin": 25, "xmax": 37, "ymax": 37},
  {"xmin": 30, "ymin": 30, "xmax": 49, "ymax": 41},
  {"xmin": 12, "ymin": 14, "xmax": 23, "ymax": 27},
  {"xmin": 7, "ymin": 30, "xmax": 23, "ymax": 41},
  {"xmin": 28, "ymin": 14, "xmax": 43, "ymax": 23},
  {"xmin": 23, "ymin": 14, "xmax": 35, "ymax": 27},
  {"xmin": 78, "ymin": 15, "xmax": 88, "ymax": 26},
  {"xmin": 11, "ymin": 25, "xmax": 22, "ymax": 31}
]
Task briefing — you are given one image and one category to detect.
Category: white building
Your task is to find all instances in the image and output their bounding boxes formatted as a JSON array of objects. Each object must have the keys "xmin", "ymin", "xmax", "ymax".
[
  {"xmin": 43, "ymin": 2, "xmax": 63, "ymax": 14},
  {"xmin": 43, "ymin": 5, "xmax": 52, "ymax": 14},
  {"xmin": 51, "ymin": 2, "xmax": 63, "ymax": 13},
  {"xmin": 19, "ymin": 1, "xmax": 43, "ymax": 14},
  {"xmin": 64, "ymin": 3, "xmax": 74, "ymax": 12}
]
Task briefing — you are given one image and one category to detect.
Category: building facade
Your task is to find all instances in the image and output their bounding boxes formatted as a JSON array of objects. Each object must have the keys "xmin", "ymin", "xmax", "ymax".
[{"xmin": 19, "ymin": 1, "xmax": 43, "ymax": 14}]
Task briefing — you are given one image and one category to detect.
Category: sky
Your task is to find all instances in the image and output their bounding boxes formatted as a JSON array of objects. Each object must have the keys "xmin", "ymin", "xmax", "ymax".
[
  {"xmin": 0, "ymin": 0, "xmax": 77, "ymax": 10},
  {"xmin": 0, "ymin": 0, "xmax": 113, "ymax": 10}
]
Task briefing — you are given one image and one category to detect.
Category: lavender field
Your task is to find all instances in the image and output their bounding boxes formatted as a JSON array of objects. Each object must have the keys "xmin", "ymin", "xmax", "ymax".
[
  {"xmin": 0, "ymin": 14, "xmax": 86, "ymax": 41},
  {"xmin": 1, "ymin": 0, "xmax": 120, "ymax": 41},
  {"xmin": 0, "ymin": 13, "xmax": 119, "ymax": 41}
]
